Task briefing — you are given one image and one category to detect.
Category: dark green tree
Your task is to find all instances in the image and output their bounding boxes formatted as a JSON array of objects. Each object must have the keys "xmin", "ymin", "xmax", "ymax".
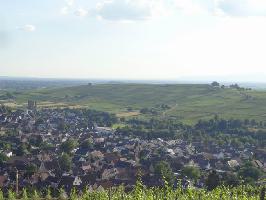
[
  {"xmin": 0, "ymin": 153, "xmax": 8, "ymax": 164},
  {"xmin": 25, "ymin": 163, "xmax": 37, "ymax": 178},
  {"xmin": 80, "ymin": 138, "xmax": 93, "ymax": 149},
  {"xmin": 206, "ymin": 171, "xmax": 220, "ymax": 190},
  {"xmin": 211, "ymin": 81, "xmax": 220, "ymax": 87},
  {"xmin": 16, "ymin": 143, "xmax": 28, "ymax": 156},
  {"xmin": 59, "ymin": 153, "xmax": 72, "ymax": 172},
  {"xmin": 222, "ymin": 172, "xmax": 240, "ymax": 187},
  {"xmin": 181, "ymin": 166, "xmax": 201, "ymax": 181},
  {"xmin": 60, "ymin": 139, "xmax": 78, "ymax": 154},
  {"xmin": 238, "ymin": 162, "xmax": 261, "ymax": 184},
  {"xmin": 154, "ymin": 161, "xmax": 174, "ymax": 185}
]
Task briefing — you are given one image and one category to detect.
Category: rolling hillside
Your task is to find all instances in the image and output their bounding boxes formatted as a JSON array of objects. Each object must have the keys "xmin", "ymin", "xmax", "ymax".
[{"xmin": 3, "ymin": 83, "xmax": 266, "ymax": 124}]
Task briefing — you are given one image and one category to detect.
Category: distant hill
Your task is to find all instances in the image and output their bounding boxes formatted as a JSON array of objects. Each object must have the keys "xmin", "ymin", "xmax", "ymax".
[{"xmin": 3, "ymin": 83, "xmax": 266, "ymax": 124}]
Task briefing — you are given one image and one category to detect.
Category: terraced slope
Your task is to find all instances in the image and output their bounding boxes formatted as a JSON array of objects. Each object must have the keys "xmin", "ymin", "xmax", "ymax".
[{"xmin": 3, "ymin": 84, "xmax": 266, "ymax": 123}]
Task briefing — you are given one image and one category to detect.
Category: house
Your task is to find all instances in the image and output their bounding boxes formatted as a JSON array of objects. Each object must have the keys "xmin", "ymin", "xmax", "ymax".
[
  {"xmin": 95, "ymin": 126, "xmax": 113, "ymax": 135},
  {"xmin": 4, "ymin": 151, "xmax": 13, "ymax": 158},
  {"xmin": 227, "ymin": 160, "xmax": 240, "ymax": 168},
  {"xmin": 37, "ymin": 162, "xmax": 50, "ymax": 181},
  {"xmin": 90, "ymin": 151, "xmax": 104, "ymax": 159},
  {"xmin": 252, "ymin": 160, "xmax": 265, "ymax": 172},
  {"xmin": 104, "ymin": 152, "xmax": 120, "ymax": 164},
  {"xmin": 213, "ymin": 152, "xmax": 224, "ymax": 160},
  {"xmin": 73, "ymin": 176, "xmax": 82, "ymax": 186},
  {"xmin": 102, "ymin": 168, "xmax": 118, "ymax": 180},
  {"xmin": 81, "ymin": 163, "xmax": 92, "ymax": 172}
]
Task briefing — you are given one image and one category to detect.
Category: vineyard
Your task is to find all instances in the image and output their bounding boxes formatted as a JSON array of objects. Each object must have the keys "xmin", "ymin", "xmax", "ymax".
[{"xmin": 1, "ymin": 181, "xmax": 265, "ymax": 200}]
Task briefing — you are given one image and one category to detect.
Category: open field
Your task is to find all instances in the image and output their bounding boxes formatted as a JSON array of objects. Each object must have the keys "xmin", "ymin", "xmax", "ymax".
[{"xmin": 3, "ymin": 83, "xmax": 266, "ymax": 124}]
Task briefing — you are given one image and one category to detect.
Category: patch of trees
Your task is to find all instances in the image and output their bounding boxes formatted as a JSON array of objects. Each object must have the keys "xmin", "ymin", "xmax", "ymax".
[
  {"xmin": 79, "ymin": 138, "xmax": 94, "ymax": 150},
  {"xmin": 60, "ymin": 139, "xmax": 78, "ymax": 154},
  {"xmin": 159, "ymin": 104, "xmax": 171, "ymax": 110},
  {"xmin": 116, "ymin": 118, "xmax": 184, "ymax": 139},
  {"xmin": 230, "ymin": 84, "xmax": 252, "ymax": 91},
  {"xmin": 238, "ymin": 162, "xmax": 262, "ymax": 184},
  {"xmin": 211, "ymin": 81, "xmax": 220, "ymax": 87},
  {"xmin": 29, "ymin": 135, "xmax": 43, "ymax": 147},
  {"xmin": 181, "ymin": 166, "xmax": 201, "ymax": 181},
  {"xmin": 39, "ymin": 108, "xmax": 118, "ymax": 128},
  {"xmin": 193, "ymin": 117, "xmax": 266, "ymax": 148},
  {"xmin": 118, "ymin": 115, "xmax": 265, "ymax": 148},
  {"xmin": 59, "ymin": 153, "xmax": 72, "ymax": 172},
  {"xmin": 117, "ymin": 115, "xmax": 266, "ymax": 146},
  {"xmin": 0, "ymin": 92, "xmax": 15, "ymax": 100},
  {"xmin": 230, "ymin": 83, "xmax": 241, "ymax": 89},
  {"xmin": 140, "ymin": 108, "xmax": 158, "ymax": 115},
  {"xmin": 15, "ymin": 143, "xmax": 30, "ymax": 156},
  {"xmin": 210, "ymin": 82, "xmax": 252, "ymax": 91},
  {"xmin": 25, "ymin": 163, "xmax": 37, "ymax": 178},
  {"xmin": 126, "ymin": 118, "xmax": 183, "ymax": 130},
  {"xmin": 0, "ymin": 153, "xmax": 8, "ymax": 164},
  {"xmin": 205, "ymin": 162, "xmax": 263, "ymax": 190},
  {"xmin": 82, "ymin": 109, "xmax": 118, "ymax": 127},
  {"xmin": 206, "ymin": 171, "xmax": 220, "ymax": 190},
  {"xmin": 140, "ymin": 104, "xmax": 171, "ymax": 115},
  {"xmin": 116, "ymin": 126, "xmax": 176, "ymax": 140},
  {"xmin": 154, "ymin": 161, "xmax": 174, "ymax": 185}
]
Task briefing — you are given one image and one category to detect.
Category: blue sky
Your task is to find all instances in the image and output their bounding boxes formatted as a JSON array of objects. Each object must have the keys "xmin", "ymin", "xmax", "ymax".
[{"xmin": 1, "ymin": 0, "xmax": 266, "ymax": 81}]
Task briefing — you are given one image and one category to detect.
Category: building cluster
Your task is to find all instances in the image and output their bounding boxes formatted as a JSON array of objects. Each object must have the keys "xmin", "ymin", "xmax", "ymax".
[{"xmin": 0, "ymin": 106, "xmax": 265, "ymax": 192}]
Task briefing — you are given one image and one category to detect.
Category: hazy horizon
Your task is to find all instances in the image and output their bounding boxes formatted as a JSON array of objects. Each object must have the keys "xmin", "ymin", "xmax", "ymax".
[{"xmin": 2, "ymin": 75, "xmax": 266, "ymax": 86}]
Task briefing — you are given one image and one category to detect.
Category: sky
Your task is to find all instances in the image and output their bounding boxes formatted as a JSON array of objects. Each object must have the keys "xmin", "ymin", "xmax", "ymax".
[{"xmin": 1, "ymin": 0, "xmax": 266, "ymax": 82}]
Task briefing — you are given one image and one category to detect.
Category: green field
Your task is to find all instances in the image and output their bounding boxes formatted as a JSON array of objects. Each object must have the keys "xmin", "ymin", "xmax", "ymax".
[{"xmin": 3, "ymin": 83, "xmax": 266, "ymax": 124}]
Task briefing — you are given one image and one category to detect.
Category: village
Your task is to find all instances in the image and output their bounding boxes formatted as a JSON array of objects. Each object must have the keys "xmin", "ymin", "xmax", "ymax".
[{"xmin": 0, "ymin": 101, "xmax": 265, "ymax": 194}]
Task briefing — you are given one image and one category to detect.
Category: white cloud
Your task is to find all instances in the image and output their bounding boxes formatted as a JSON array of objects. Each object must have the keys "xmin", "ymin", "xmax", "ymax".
[
  {"xmin": 96, "ymin": 0, "xmax": 169, "ymax": 21},
  {"xmin": 217, "ymin": 0, "xmax": 266, "ymax": 16},
  {"xmin": 172, "ymin": 0, "xmax": 266, "ymax": 17},
  {"xmin": 96, "ymin": 0, "xmax": 150, "ymax": 21},
  {"xmin": 66, "ymin": 0, "xmax": 75, "ymax": 7},
  {"xmin": 61, "ymin": 0, "xmax": 88, "ymax": 17},
  {"xmin": 20, "ymin": 24, "xmax": 36, "ymax": 32},
  {"xmin": 60, "ymin": 0, "xmax": 74, "ymax": 15},
  {"xmin": 59, "ymin": 0, "xmax": 266, "ymax": 21},
  {"xmin": 61, "ymin": 6, "xmax": 69, "ymax": 15},
  {"xmin": 93, "ymin": 0, "xmax": 217, "ymax": 21},
  {"xmin": 75, "ymin": 8, "xmax": 89, "ymax": 17},
  {"xmin": 173, "ymin": 0, "xmax": 211, "ymax": 15},
  {"xmin": 171, "ymin": 0, "xmax": 266, "ymax": 17}
]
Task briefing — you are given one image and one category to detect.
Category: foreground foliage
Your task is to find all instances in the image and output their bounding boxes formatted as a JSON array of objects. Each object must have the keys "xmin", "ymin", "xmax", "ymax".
[{"xmin": 1, "ymin": 181, "xmax": 264, "ymax": 200}]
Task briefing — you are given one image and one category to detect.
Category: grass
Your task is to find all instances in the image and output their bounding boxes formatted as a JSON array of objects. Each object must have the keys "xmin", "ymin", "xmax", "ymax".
[
  {"xmin": 5, "ymin": 83, "xmax": 266, "ymax": 124},
  {"xmin": 117, "ymin": 111, "xmax": 140, "ymax": 118},
  {"xmin": 111, "ymin": 123, "xmax": 127, "ymax": 129}
]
